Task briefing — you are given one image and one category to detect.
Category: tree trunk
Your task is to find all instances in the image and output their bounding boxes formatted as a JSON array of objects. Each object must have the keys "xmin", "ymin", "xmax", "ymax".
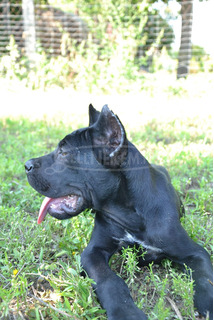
[
  {"xmin": 22, "ymin": 0, "xmax": 36, "ymax": 63},
  {"xmin": 177, "ymin": 0, "xmax": 193, "ymax": 79}
]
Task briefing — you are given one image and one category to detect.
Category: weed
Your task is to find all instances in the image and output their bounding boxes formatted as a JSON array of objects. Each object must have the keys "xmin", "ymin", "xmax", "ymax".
[{"xmin": 120, "ymin": 246, "xmax": 142, "ymax": 285}]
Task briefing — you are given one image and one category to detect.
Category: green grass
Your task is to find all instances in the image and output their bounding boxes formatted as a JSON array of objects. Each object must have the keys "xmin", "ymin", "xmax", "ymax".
[{"xmin": 0, "ymin": 114, "xmax": 212, "ymax": 320}]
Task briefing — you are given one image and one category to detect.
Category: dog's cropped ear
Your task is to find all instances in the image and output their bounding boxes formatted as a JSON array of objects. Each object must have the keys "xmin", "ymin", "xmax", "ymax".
[
  {"xmin": 89, "ymin": 104, "xmax": 100, "ymax": 126},
  {"xmin": 90, "ymin": 105, "xmax": 128, "ymax": 168}
]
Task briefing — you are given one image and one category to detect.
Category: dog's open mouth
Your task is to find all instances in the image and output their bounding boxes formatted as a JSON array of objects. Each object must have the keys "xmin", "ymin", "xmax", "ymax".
[{"xmin": 38, "ymin": 195, "xmax": 82, "ymax": 224}]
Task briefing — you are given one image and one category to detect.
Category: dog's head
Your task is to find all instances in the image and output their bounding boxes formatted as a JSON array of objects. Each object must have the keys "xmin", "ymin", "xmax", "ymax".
[{"xmin": 25, "ymin": 105, "xmax": 128, "ymax": 223}]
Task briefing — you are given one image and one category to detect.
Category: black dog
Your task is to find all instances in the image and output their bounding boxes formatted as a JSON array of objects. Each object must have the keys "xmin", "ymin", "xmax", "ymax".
[{"xmin": 25, "ymin": 105, "xmax": 213, "ymax": 320}]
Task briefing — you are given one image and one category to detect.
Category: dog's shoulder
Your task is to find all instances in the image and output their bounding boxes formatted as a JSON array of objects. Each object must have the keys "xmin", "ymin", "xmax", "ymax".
[
  {"xmin": 150, "ymin": 164, "xmax": 184, "ymax": 217},
  {"xmin": 151, "ymin": 164, "xmax": 171, "ymax": 183}
]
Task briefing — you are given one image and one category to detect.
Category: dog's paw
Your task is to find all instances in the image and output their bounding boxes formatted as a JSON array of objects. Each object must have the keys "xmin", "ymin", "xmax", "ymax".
[{"xmin": 194, "ymin": 279, "xmax": 213, "ymax": 320}]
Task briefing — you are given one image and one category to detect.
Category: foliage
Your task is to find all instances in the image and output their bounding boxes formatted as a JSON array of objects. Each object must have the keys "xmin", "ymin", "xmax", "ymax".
[
  {"xmin": 52, "ymin": 0, "xmax": 175, "ymax": 67},
  {"xmin": 0, "ymin": 109, "xmax": 212, "ymax": 319},
  {"xmin": 0, "ymin": 35, "xmax": 144, "ymax": 93},
  {"xmin": 190, "ymin": 44, "xmax": 213, "ymax": 73},
  {"xmin": 0, "ymin": 36, "xmax": 212, "ymax": 97},
  {"xmin": 0, "ymin": 34, "xmax": 177, "ymax": 94}
]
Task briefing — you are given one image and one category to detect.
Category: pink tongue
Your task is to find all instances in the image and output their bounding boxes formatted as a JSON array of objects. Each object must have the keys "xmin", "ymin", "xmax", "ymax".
[{"xmin": 38, "ymin": 197, "xmax": 53, "ymax": 224}]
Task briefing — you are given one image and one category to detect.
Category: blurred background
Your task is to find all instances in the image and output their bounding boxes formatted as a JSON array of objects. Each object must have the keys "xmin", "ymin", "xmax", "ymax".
[{"xmin": 0, "ymin": 0, "xmax": 213, "ymax": 121}]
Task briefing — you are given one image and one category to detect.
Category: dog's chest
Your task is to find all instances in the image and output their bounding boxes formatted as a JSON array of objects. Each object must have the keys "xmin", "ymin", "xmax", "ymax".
[{"xmin": 113, "ymin": 231, "xmax": 162, "ymax": 253}]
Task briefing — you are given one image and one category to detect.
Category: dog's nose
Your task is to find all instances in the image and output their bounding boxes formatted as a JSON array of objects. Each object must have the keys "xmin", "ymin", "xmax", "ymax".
[{"xmin": 25, "ymin": 160, "xmax": 34, "ymax": 173}]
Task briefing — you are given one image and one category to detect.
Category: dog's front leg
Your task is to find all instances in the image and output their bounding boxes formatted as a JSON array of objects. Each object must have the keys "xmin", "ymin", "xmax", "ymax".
[
  {"xmin": 161, "ymin": 225, "xmax": 213, "ymax": 319},
  {"xmin": 81, "ymin": 215, "xmax": 147, "ymax": 320}
]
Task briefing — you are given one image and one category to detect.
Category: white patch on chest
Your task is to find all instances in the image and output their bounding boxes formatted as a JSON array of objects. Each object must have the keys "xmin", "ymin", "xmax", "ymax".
[{"xmin": 114, "ymin": 231, "xmax": 162, "ymax": 253}]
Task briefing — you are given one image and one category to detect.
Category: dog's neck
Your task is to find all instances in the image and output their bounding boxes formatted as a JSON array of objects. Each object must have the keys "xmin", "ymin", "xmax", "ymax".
[{"xmin": 91, "ymin": 143, "xmax": 155, "ymax": 232}]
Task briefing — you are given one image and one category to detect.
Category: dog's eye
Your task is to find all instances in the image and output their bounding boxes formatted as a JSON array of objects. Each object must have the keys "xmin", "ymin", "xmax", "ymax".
[{"xmin": 59, "ymin": 149, "xmax": 68, "ymax": 156}]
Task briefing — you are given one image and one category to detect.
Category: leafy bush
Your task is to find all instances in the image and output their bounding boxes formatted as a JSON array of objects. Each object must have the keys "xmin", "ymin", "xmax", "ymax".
[{"xmin": 190, "ymin": 44, "xmax": 213, "ymax": 73}]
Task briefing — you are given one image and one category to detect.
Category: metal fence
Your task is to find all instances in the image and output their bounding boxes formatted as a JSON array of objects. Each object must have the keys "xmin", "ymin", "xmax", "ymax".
[
  {"xmin": 0, "ymin": 3, "xmax": 89, "ymax": 56},
  {"xmin": 0, "ymin": 1, "xmax": 211, "ymax": 73}
]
